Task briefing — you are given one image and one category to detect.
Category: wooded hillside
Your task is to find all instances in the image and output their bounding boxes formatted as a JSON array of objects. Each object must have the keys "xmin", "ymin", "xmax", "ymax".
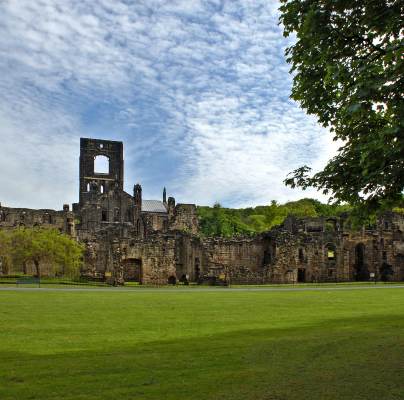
[{"xmin": 197, "ymin": 198, "xmax": 351, "ymax": 237}]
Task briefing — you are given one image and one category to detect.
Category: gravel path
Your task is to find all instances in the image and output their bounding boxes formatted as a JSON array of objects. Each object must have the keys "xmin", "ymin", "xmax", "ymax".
[{"xmin": 1, "ymin": 285, "xmax": 404, "ymax": 293}]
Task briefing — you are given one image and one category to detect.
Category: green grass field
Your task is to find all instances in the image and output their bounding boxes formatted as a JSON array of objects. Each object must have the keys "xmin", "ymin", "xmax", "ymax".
[{"xmin": 0, "ymin": 288, "xmax": 403, "ymax": 399}]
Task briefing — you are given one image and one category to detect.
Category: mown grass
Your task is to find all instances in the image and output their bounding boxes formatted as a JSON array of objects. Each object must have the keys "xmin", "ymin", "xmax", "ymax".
[
  {"xmin": 1, "ymin": 275, "xmax": 402, "ymax": 289},
  {"xmin": 0, "ymin": 288, "xmax": 403, "ymax": 399}
]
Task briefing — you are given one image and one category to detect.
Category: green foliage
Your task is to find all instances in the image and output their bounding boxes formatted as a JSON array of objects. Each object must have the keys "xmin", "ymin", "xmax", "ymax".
[
  {"xmin": 0, "ymin": 228, "xmax": 84, "ymax": 277},
  {"xmin": 197, "ymin": 198, "xmax": 351, "ymax": 237},
  {"xmin": 280, "ymin": 0, "xmax": 404, "ymax": 215},
  {"xmin": 0, "ymin": 230, "xmax": 12, "ymax": 274}
]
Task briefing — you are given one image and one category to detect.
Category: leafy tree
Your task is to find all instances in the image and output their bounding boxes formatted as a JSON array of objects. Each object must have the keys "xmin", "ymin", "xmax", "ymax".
[
  {"xmin": 0, "ymin": 228, "xmax": 83, "ymax": 277},
  {"xmin": 280, "ymin": 0, "xmax": 404, "ymax": 214},
  {"xmin": 0, "ymin": 230, "xmax": 12, "ymax": 274}
]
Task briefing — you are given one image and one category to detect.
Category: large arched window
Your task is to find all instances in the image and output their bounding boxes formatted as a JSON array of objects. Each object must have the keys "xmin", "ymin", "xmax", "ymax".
[{"xmin": 94, "ymin": 155, "xmax": 109, "ymax": 174}]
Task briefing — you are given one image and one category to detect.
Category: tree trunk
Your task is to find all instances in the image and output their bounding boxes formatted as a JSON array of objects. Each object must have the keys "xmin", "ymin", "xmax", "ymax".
[{"xmin": 34, "ymin": 259, "xmax": 40, "ymax": 278}]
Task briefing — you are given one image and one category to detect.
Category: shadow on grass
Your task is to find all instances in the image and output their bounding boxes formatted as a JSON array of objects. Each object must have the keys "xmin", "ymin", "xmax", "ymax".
[{"xmin": 0, "ymin": 314, "xmax": 403, "ymax": 400}]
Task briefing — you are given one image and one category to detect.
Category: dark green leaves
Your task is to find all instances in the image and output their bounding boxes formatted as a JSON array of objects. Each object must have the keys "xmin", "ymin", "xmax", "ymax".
[{"xmin": 279, "ymin": 0, "xmax": 404, "ymax": 216}]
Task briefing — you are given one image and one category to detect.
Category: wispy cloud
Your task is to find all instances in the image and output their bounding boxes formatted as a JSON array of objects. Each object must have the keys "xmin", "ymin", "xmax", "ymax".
[{"xmin": 0, "ymin": 0, "xmax": 336, "ymax": 209}]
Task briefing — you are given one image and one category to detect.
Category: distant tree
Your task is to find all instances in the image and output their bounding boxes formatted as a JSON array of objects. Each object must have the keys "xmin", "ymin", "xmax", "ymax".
[
  {"xmin": 0, "ymin": 230, "xmax": 12, "ymax": 274},
  {"xmin": 280, "ymin": 0, "xmax": 404, "ymax": 215},
  {"xmin": 4, "ymin": 228, "xmax": 83, "ymax": 277}
]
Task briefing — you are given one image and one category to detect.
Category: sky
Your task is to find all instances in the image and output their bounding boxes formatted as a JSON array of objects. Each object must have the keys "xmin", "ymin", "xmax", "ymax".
[{"xmin": 0, "ymin": 0, "xmax": 338, "ymax": 210}]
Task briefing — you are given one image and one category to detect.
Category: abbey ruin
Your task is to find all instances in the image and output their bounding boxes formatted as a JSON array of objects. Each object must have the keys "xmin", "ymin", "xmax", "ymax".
[{"xmin": 1, "ymin": 138, "xmax": 403, "ymax": 284}]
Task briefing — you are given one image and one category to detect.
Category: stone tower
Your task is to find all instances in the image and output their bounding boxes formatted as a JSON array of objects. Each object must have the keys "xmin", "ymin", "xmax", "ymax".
[{"xmin": 79, "ymin": 138, "xmax": 124, "ymax": 205}]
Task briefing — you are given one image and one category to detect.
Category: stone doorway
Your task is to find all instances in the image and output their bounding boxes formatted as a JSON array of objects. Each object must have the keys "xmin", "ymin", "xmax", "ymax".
[
  {"xmin": 354, "ymin": 243, "xmax": 369, "ymax": 281},
  {"xmin": 297, "ymin": 268, "xmax": 306, "ymax": 283},
  {"xmin": 122, "ymin": 258, "xmax": 142, "ymax": 283}
]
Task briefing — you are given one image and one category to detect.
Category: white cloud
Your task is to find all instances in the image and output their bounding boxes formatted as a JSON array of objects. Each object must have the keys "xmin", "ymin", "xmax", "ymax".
[{"xmin": 0, "ymin": 0, "xmax": 337, "ymax": 209}]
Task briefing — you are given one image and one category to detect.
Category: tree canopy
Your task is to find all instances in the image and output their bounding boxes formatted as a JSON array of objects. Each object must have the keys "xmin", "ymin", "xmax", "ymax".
[
  {"xmin": 197, "ymin": 198, "xmax": 351, "ymax": 237},
  {"xmin": 280, "ymin": 0, "xmax": 404, "ymax": 214},
  {"xmin": 0, "ymin": 228, "xmax": 83, "ymax": 277}
]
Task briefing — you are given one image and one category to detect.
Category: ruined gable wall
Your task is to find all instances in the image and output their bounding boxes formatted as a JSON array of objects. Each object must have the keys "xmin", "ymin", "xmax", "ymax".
[
  {"xmin": 142, "ymin": 212, "xmax": 168, "ymax": 233},
  {"xmin": 169, "ymin": 204, "xmax": 199, "ymax": 235}
]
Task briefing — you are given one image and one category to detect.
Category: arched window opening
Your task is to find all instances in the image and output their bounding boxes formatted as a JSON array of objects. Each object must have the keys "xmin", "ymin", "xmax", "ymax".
[
  {"xmin": 325, "ymin": 219, "xmax": 337, "ymax": 232},
  {"xmin": 326, "ymin": 244, "xmax": 336, "ymax": 261},
  {"xmin": 86, "ymin": 183, "xmax": 90, "ymax": 192},
  {"xmin": 354, "ymin": 243, "xmax": 369, "ymax": 281},
  {"xmin": 94, "ymin": 155, "xmax": 109, "ymax": 174},
  {"xmin": 114, "ymin": 208, "xmax": 120, "ymax": 222},
  {"xmin": 298, "ymin": 248, "xmax": 304, "ymax": 262},
  {"xmin": 100, "ymin": 184, "xmax": 104, "ymax": 194},
  {"xmin": 101, "ymin": 210, "xmax": 108, "ymax": 222}
]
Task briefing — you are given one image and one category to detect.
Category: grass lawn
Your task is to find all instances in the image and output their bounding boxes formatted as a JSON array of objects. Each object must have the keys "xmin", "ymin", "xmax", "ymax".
[{"xmin": 0, "ymin": 288, "xmax": 403, "ymax": 400}]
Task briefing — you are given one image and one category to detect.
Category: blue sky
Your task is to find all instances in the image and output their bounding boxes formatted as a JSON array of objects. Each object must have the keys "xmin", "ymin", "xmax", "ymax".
[{"xmin": 0, "ymin": 0, "xmax": 337, "ymax": 209}]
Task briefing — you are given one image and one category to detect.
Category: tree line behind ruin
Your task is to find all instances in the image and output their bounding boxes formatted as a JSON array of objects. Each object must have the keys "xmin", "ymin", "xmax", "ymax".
[{"xmin": 197, "ymin": 198, "xmax": 404, "ymax": 238}]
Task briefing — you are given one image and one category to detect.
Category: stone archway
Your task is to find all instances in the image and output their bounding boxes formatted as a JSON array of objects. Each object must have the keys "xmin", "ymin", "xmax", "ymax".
[
  {"xmin": 122, "ymin": 258, "xmax": 143, "ymax": 284},
  {"xmin": 354, "ymin": 243, "xmax": 369, "ymax": 281},
  {"xmin": 297, "ymin": 268, "xmax": 306, "ymax": 283}
]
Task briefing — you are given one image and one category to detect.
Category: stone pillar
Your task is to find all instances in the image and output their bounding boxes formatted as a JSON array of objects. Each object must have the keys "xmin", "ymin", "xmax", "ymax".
[{"xmin": 112, "ymin": 240, "xmax": 124, "ymax": 286}]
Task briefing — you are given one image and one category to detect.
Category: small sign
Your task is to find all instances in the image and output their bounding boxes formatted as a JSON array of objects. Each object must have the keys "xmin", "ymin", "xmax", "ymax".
[
  {"xmin": 219, "ymin": 273, "xmax": 226, "ymax": 280},
  {"xmin": 105, "ymin": 271, "xmax": 112, "ymax": 277},
  {"xmin": 369, "ymin": 273, "xmax": 375, "ymax": 278}
]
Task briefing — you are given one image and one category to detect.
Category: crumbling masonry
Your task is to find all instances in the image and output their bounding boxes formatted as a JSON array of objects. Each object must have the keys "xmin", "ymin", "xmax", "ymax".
[{"xmin": 1, "ymin": 138, "xmax": 403, "ymax": 283}]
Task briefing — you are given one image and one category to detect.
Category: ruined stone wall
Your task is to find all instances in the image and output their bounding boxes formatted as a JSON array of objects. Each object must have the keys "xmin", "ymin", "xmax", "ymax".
[
  {"xmin": 81, "ymin": 224, "xmax": 177, "ymax": 285},
  {"xmin": 199, "ymin": 236, "xmax": 267, "ymax": 284},
  {"xmin": 266, "ymin": 213, "xmax": 404, "ymax": 284},
  {"xmin": 121, "ymin": 234, "xmax": 177, "ymax": 284},
  {"xmin": 174, "ymin": 234, "xmax": 204, "ymax": 282},
  {"xmin": 170, "ymin": 204, "xmax": 199, "ymax": 235},
  {"xmin": 78, "ymin": 189, "xmax": 134, "ymax": 231},
  {"xmin": 0, "ymin": 203, "xmax": 75, "ymax": 238},
  {"xmin": 341, "ymin": 212, "xmax": 404, "ymax": 281},
  {"xmin": 142, "ymin": 213, "xmax": 168, "ymax": 233}
]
